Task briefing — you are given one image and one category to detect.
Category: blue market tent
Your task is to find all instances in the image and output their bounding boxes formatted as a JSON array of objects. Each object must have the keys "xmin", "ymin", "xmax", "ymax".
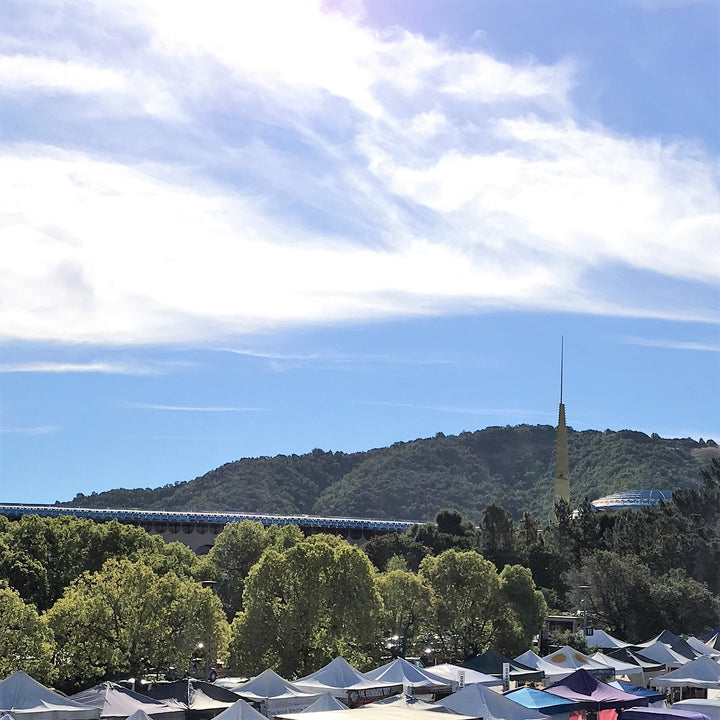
[
  {"xmin": 504, "ymin": 687, "xmax": 583, "ymax": 715},
  {"xmin": 620, "ymin": 708, "xmax": 710, "ymax": 720},
  {"xmin": 608, "ymin": 682, "xmax": 665, "ymax": 706}
]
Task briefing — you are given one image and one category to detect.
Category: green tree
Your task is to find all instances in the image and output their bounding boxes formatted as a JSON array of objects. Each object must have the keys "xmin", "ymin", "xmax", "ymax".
[
  {"xmin": 375, "ymin": 569, "xmax": 431, "ymax": 659},
  {"xmin": 45, "ymin": 559, "xmax": 229, "ymax": 690},
  {"xmin": 363, "ymin": 532, "xmax": 429, "ymax": 572},
  {"xmin": 419, "ymin": 549, "xmax": 502, "ymax": 660},
  {"xmin": 0, "ymin": 515, "xmax": 170, "ymax": 612},
  {"xmin": 581, "ymin": 551, "xmax": 660, "ymax": 640},
  {"xmin": 206, "ymin": 521, "xmax": 271, "ymax": 620},
  {"xmin": 229, "ymin": 535, "xmax": 382, "ymax": 677},
  {"xmin": 653, "ymin": 567, "xmax": 720, "ymax": 636},
  {"xmin": 0, "ymin": 586, "xmax": 56, "ymax": 682},
  {"xmin": 480, "ymin": 504, "xmax": 517, "ymax": 568},
  {"xmin": 495, "ymin": 564, "xmax": 547, "ymax": 656},
  {"xmin": 206, "ymin": 521, "xmax": 303, "ymax": 620}
]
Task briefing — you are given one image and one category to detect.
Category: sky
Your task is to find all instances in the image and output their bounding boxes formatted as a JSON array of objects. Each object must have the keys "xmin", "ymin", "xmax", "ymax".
[{"xmin": 1, "ymin": 0, "xmax": 719, "ymax": 506}]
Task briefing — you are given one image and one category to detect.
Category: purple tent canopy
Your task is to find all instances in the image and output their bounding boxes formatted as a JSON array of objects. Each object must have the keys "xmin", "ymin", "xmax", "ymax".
[
  {"xmin": 621, "ymin": 708, "xmax": 711, "ymax": 720},
  {"xmin": 545, "ymin": 669, "xmax": 650, "ymax": 710}
]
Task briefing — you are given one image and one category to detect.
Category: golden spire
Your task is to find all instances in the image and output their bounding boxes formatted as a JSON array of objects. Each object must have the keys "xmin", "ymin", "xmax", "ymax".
[{"xmin": 554, "ymin": 337, "xmax": 570, "ymax": 504}]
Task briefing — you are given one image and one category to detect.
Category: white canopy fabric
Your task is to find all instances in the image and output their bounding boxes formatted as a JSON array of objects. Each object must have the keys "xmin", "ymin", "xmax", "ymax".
[
  {"xmin": 0, "ymin": 672, "xmax": 101, "ymax": 720},
  {"xmin": 71, "ymin": 682, "xmax": 185, "ymax": 720},
  {"xmin": 437, "ymin": 681, "xmax": 547, "ymax": 720},
  {"xmin": 584, "ymin": 630, "xmax": 632, "ymax": 649},
  {"xmin": 364, "ymin": 659, "xmax": 453, "ymax": 691},
  {"xmin": 652, "ymin": 656, "xmax": 720, "ymax": 689},
  {"xmin": 364, "ymin": 695, "xmax": 452, "ymax": 712},
  {"xmin": 278, "ymin": 708, "xmax": 480, "ymax": 720},
  {"xmin": 674, "ymin": 700, "xmax": 720, "ymax": 720},
  {"xmin": 514, "ymin": 651, "xmax": 570, "ymax": 683},
  {"xmin": 296, "ymin": 658, "xmax": 399, "ymax": 692},
  {"xmin": 126, "ymin": 711, "xmax": 155, "ymax": 720},
  {"xmin": 425, "ymin": 664, "xmax": 502, "ymax": 688},
  {"xmin": 295, "ymin": 657, "xmax": 401, "ymax": 708},
  {"xmin": 299, "ymin": 694, "xmax": 349, "ymax": 713},
  {"xmin": 686, "ymin": 639, "xmax": 720, "ymax": 658},
  {"xmin": 540, "ymin": 646, "xmax": 614, "ymax": 678},
  {"xmin": 641, "ymin": 634, "xmax": 699, "ymax": 662},
  {"xmin": 591, "ymin": 653, "xmax": 645, "ymax": 683},
  {"xmin": 212, "ymin": 699, "xmax": 268, "ymax": 720},
  {"xmin": 232, "ymin": 670, "xmax": 318, "ymax": 701},
  {"xmin": 641, "ymin": 642, "xmax": 693, "ymax": 670}
]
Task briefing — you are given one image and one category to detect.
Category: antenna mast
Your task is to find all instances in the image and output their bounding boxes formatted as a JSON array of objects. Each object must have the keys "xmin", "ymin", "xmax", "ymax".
[{"xmin": 560, "ymin": 336, "xmax": 564, "ymax": 405}]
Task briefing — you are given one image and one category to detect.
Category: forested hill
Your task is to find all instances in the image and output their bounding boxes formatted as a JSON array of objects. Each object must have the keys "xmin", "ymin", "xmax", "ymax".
[{"xmin": 63, "ymin": 425, "xmax": 720, "ymax": 522}]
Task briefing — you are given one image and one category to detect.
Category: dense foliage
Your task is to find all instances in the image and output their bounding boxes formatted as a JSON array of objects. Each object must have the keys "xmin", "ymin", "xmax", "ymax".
[
  {"xmin": 64, "ymin": 426, "xmax": 718, "ymax": 522},
  {"xmin": 1, "ymin": 454, "xmax": 719, "ymax": 692}
]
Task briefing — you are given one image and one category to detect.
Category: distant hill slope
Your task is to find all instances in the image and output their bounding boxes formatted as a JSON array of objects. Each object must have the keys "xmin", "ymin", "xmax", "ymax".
[{"xmin": 63, "ymin": 425, "xmax": 720, "ymax": 522}]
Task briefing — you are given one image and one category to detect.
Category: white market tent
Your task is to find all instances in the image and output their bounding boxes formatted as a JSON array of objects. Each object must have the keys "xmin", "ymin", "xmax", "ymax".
[
  {"xmin": 279, "ymin": 708, "xmax": 479, "ymax": 720},
  {"xmin": 538, "ymin": 647, "xmax": 615, "ymax": 681},
  {"xmin": 686, "ymin": 639, "xmax": 720, "ymax": 658},
  {"xmin": 364, "ymin": 659, "xmax": 453, "ymax": 693},
  {"xmin": 514, "ymin": 651, "xmax": 570, "ymax": 683},
  {"xmin": 641, "ymin": 634, "xmax": 699, "ymax": 662},
  {"xmin": 211, "ymin": 699, "xmax": 267, "ymax": 720},
  {"xmin": 232, "ymin": 670, "xmax": 319, "ymax": 702},
  {"xmin": 674, "ymin": 700, "xmax": 720, "ymax": 720},
  {"xmin": 71, "ymin": 682, "xmax": 185, "ymax": 720},
  {"xmin": 591, "ymin": 652, "xmax": 646, "ymax": 686},
  {"xmin": 294, "ymin": 657, "xmax": 401, "ymax": 707},
  {"xmin": 426, "ymin": 664, "xmax": 503, "ymax": 689},
  {"xmin": 231, "ymin": 669, "xmax": 321, "ymax": 719},
  {"xmin": 365, "ymin": 694, "xmax": 453, "ymax": 712},
  {"xmin": 640, "ymin": 642, "xmax": 693, "ymax": 670},
  {"xmin": 0, "ymin": 672, "xmax": 101, "ymax": 720},
  {"xmin": 437, "ymin": 681, "xmax": 547, "ymax": 720},
  {"xmin": 299, "ymin": 694, "xmax": 349, "ymax": 713},
  {"xmin": 652, "ymin": 656, "xmax": 720, "ymax": 690},
  {"xmin": 584, "ymin": 630, "xmax": 633, "ymax": 650}
]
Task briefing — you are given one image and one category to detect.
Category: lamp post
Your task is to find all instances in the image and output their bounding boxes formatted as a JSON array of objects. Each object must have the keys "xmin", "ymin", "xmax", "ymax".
[{"xmin": 579, "ymin": 585, "xmax": 590, "ymax": 638}]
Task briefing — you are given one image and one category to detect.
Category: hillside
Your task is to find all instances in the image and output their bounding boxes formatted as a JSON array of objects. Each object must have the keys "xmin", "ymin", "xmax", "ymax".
[{"xmin": 63, "ymin": 425, "xmax": 720, "ymax": 522}]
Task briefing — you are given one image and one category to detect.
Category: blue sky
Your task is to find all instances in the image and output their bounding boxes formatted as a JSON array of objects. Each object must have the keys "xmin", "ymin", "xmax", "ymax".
[{"xmin": 1, "ymin": 0, "xmax": 719, "ymax": 506}]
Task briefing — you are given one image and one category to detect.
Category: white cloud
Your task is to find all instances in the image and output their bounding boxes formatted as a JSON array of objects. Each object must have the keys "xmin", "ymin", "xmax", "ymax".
[
  {"xmin": 221, "ymin": 347, "xmax": 453, "ymax": 365},
  {"xmin": 0, "ymin": 425, "xmax": 60, "ymax": 435},
  {"xmin": 0, "ymin": 0, "xmax": 718, "ymax": 347},
  {"xmin": 124, "ymin": 402, "xmax": 264, "ymax": 412},
  {"xmin": 362, "ymin": 401, "xmax": 545, "ymax": 418},
  {"xmin": 0, "ymin": 361, "xmax": 156, "ymax": 374},
  {"xmin": 621, "ymin": 337, "xmax": 720, "ymax": 353}
]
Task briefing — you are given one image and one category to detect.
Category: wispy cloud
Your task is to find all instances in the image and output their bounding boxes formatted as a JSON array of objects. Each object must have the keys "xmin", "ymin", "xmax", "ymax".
[
  {"xmin": 123, "ymin": 402, "xmax": 265, "ymax": 412},
  {"xmin": 0, "ymin": 361, "xmax": 156, "ymax": 374},
  {"xmin": 220, "ymin": 348, "xmax": 453, "ymax": 366},
  {"xmin": 0, "ymin": 425, "xmax": 59, "ymax": 435},
  {"xmin": 362, "ymin": 401, "xmax": 545, "ymax": 418},
  {"xmin": 0, "ymin": 0, "xmax": 718, "ymax": 347},
  {"xmin": 621, "ymin": 337, "xmax": 720, "ymax": 353}
]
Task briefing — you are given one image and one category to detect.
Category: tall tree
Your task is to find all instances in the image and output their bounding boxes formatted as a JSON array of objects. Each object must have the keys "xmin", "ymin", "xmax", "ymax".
[
  {"xmin": 375, "ymin": 569, "xmax": 431, "ymax": 659},
  {"xmin": 580, "ymin": 551, "xmax": 660, "ymax": 641},
  {"xmin": 494, "ymin": 564, "xmax": 548, "ymax": 656},
  {"xmin": 0, "ymin": 586, "xmax": 56, "ymax": 682},
  {"xmin": 419, "ymin": 549, "xmax": 502, "ymax": 660},
  {"xmin": 206, "ymin": 521, "xmax": 303, "ymax": 620},
  {"xmin": 229, "ymin": 535, "xmax": 382, "ymax": 677},
  {"xmin": 481, "ymin": 504, "xmax": 518, "ymax": 568},
  {"xmin": 45, "ymin": 559, "xmax": 229, "ymax": 690}
]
